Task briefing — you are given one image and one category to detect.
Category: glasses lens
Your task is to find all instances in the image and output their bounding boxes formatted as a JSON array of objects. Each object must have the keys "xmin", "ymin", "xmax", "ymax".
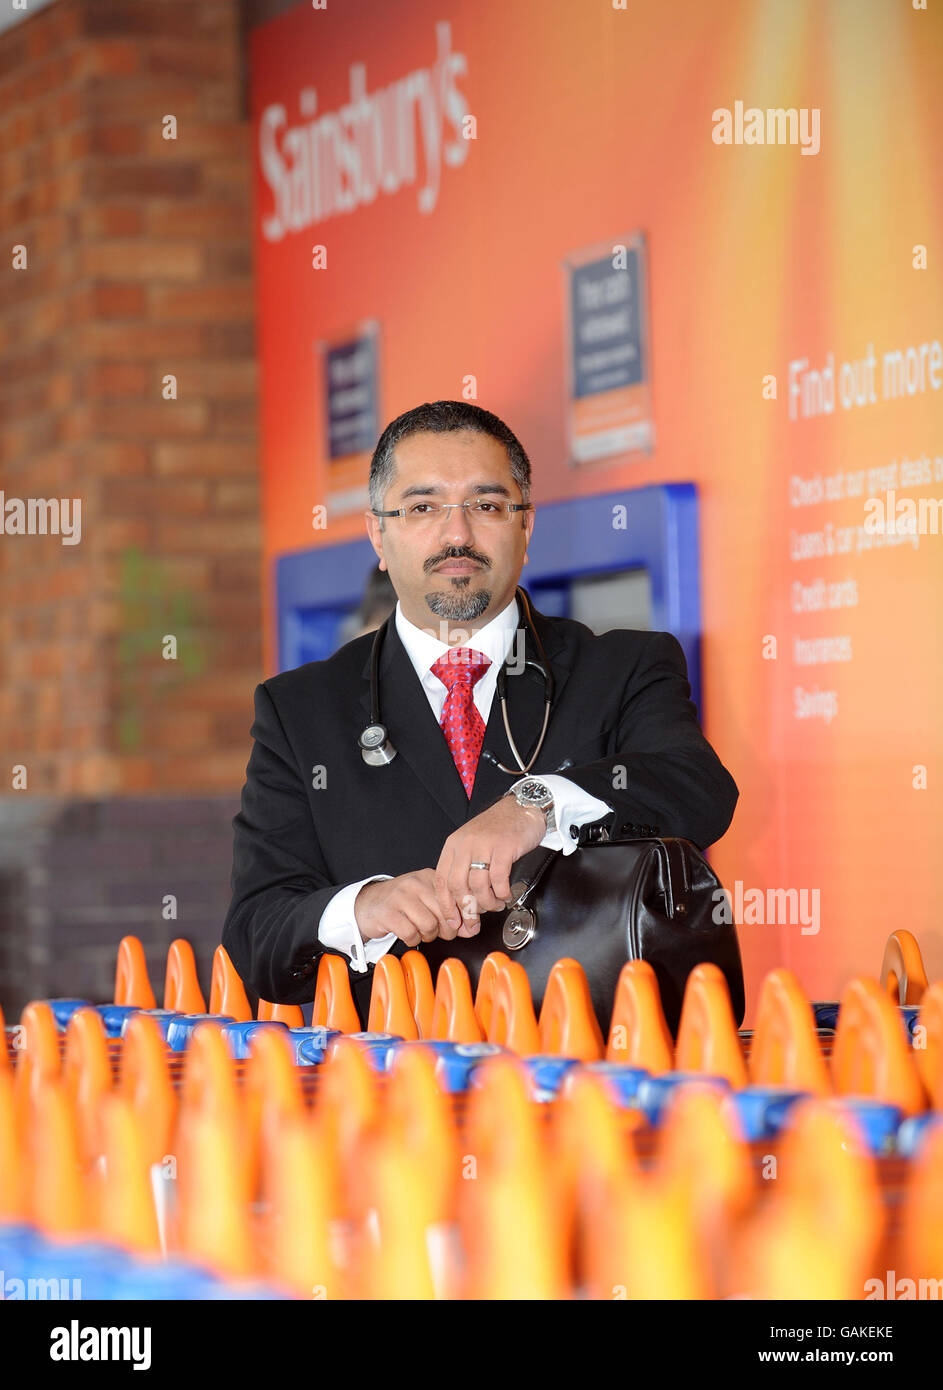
[
  {"xmin": 469, "ymin": 501, "xmax": 511, "ymax": 523},
  {"xmin": 403, "ymin": 501, "xmax": 514, "ymax": 524}
]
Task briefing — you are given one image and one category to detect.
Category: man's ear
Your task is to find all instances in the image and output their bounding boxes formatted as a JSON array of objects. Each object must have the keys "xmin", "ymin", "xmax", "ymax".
[{"xmin": 364, "ymin": 510, "xmax": 386, "ymax": 567}]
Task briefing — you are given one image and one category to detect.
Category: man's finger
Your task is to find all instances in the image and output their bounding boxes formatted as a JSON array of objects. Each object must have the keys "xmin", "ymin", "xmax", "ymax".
[
  {"xmin": 431, "ymin": 868, "xmax": 462, "ymax": 933},
  {"xmin": 422, "ymin": 877, "xmax": 462, "ymax": 940},
  {"xmin": 488, "ymin": 850, "xmax": 515, "ymax": 904},
  {"xmin": 466, "ymin": 864, "xmax": 505, "ymax": 913},
  {"xmin": 392, "ymin": 895, "xmax": 440, "ymax": 944}
]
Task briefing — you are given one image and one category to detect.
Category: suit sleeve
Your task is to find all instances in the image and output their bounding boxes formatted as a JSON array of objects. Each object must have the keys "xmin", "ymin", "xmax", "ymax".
[
  {"xmin": 222, "ymin": 681, "xmax": 370, "ymax": 1004},
  {"xmin": 560, "ymin": 631, "xmax": 738, "ymax": 851}
]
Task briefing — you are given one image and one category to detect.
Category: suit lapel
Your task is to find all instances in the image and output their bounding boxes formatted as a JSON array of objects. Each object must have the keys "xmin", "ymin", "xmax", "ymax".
[{"xmin": 359, "ymin": 594, "xmax": 575, "ymax": 827}]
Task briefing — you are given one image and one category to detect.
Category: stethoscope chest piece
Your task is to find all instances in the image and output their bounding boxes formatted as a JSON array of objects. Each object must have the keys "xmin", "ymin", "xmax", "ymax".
[
  {"xmin": 359, "ymin": 723, "xmax": 397, "ymax": 766},
  {"xmin": 503, "ymin": 906, "xmax": 537, "ymax": 950}
]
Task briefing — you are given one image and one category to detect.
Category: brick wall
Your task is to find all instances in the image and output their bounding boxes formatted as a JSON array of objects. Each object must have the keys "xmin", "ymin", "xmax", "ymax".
[{"xmin": 0, "ymin": 0, "xmax": 265, "ymax": 1012}]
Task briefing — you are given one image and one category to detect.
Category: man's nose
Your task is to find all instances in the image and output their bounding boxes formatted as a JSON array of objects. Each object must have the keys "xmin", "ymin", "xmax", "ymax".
[{"xmin": 439, "ymin": 504, "xmax": 475, "ymax": 546}]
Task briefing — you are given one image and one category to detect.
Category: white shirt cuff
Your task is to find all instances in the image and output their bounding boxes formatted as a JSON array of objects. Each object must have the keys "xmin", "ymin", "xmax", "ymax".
[
  {"xmin": 317, "ymin": 876, "xmax": 397, "ymax": 974},
  {"xmin": 510, "ymin": 774, "xmax": 613, "ymax": 857}
]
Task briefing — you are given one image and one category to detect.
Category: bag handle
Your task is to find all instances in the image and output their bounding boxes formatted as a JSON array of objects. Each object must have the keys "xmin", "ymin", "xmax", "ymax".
[
  {"xmin": 656, "ymin": 838, "xmax": 690, "ymax": 919},
  {"xmin": 508, "ymin": 831, "xmax": 668, "ymax": 910},
  {"xmin": 508, "ymin": 846, "xmax": 559, "ymax": 909}
]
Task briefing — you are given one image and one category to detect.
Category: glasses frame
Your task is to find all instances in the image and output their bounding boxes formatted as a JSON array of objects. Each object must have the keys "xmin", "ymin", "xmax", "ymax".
[{"xmin": 371, "ymin": 500, "xmax": 532, "ymax": 525}]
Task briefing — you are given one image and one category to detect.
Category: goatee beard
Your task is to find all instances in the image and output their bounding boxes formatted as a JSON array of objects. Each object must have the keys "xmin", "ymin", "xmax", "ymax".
[{"xmin": 424, "ymin": 583, "xmax": 493, "ymax": 623}]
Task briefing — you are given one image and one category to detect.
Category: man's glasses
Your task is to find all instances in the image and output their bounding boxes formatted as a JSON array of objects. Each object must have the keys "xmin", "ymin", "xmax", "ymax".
[{"xmin": 372, "ymin": 500, "xmax": 532, "ymax": 527}]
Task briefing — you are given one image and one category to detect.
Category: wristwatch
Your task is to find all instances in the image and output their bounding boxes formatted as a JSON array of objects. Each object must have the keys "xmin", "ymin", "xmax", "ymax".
[{"xmin": 504, "ymin": 778, "xmax": 556, "ymax": 832}]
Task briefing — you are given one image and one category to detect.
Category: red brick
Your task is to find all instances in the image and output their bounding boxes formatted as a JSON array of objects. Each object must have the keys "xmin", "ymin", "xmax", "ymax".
[
  {"xmin": 0, "ymin": 149, "xmax": 29, "ymax": 194},
  {"xmin": 153, "ymin": 442, "xmax": 257, "ymax": 477},
  {"xmin": 73, "ymin": 321, "xmax": 207, "ymax": 361},
  {"xmin": 99, "ymin": 518, "xmax": 153, "ymax": 551},
  {"xmin": 87, "ymin": 124, "xmax": 146, "ymax": 158},
  {"xmin": 76, "ymin": 442, "xmax": 150, "ymax": 477},
  {"xmin": 0, "ymin": 414, "xmax": 59, "ymax": 460},
  {"xmin": 2, "ymin": 169, "xmax": 83, "ymax": 225},
  {"xmin": 69, "ymin": 284, "xmax": 148, "ymax": 322},
  {"xmin": 199, "ymin": 84, "xmax": 240, "ymax": 122},
  {"xmin": 0, "ymin": 108, "xmax": 38, "ymax": 149},
  {"xmin": 35, "ymin": 0, "xmax": 83, "ymax": 48},
  {"xmin": 0, "ymin": 340, "xmax": 59, "ymax": 384},
  {"xmin": 0, "ymin": 377, "xmax": 47, "ymax": 420},
  {"xmin": 77, "ymin": 204, "xmax": 146, "ymax": 239},
  {"xmin": 30, "ymin": 647, "xmax": 64, "ymax": 680},
  {"xmin": 17, "ymin": 298, "xmax": 67, "ymax": 343},
  {"xmin": 55, "ymin": 404, "xmax": 97, "ymax": 444},
  {"xmin": 154, "ymin": 517, "xmax": 260, "ymax": 553},
  {"xmin": 29, "ymin": 215, "xmax": 73, "ymax": 259},
  {"xmin": 201, "ymin": 160, "xmax": 251, "ymax": 200},
  {"xmin": 143, "ymin": 37, "xmax": 236, "ymax": 80},
  {"xmin": 83, "ymin": 161, "xmax": 203, "ymax": 199},
  {"xmin": 76, "ymin": 40, "xmax": 142, "ymax": 80},
  {"xmin": 33, "ymin": 87, "xmax": 83, "ymax": 137},
  {"xmin": 84, "ymin": 76, "xmax": 202, "ymax": 121},
  {"xmin": 20, "ymin": 52, "xmax": 77, "ymax": 105},
  {"xmin": 80, "ymin": 364, "xmax": 153, "ymax": 398},
  {"xmin": 143, "ymin": 122, "xmax": 249, "ymax": 161},
  {"xmin": 153, "ymin": 751, "xmax": 247, "ymax": 793},
  {"xmin": 203, "ymin": 591, "xmax": 264, "ymax": 630},
  {"xmin": 212, "ymin": 479, "xmax": 261, "ymax": 513},
  {"xmin": 70, "ymin": 755, "xmax": 122, "ymax": 797},
  {"xmin": 203, "ymin": 244, "xmax": 253, "ymax": 279},
  {"xmin": 149, "ymin": 283, "xmax": 254, "ymax": 322},
  {"xmin": 79, "ymin": 240, "xmax": 205, "ymax": 281},
  {"xmin": 149, "ymin": 714, "xmax": 217, "ymax": 754},
  {"xmin": 5, "ymin": 261, "xmax": 63, "ymax": 305},
  {"xmin": 209, "ymin": 398, "xmax": 258, "ymax": 437},
  {"xmin": 0, "ymin": 26, "xmax": 27, "ymax": 82},
  {"xmin": 45, "ymin": 373, "xmax": 74, "ymax": 411},
  {"xmin": 178, "ymin": 361, "xmax": 257, "ymax": 399},
  {"xmin": 82, "ymin": 0, "xmax": 202, "ymax": 39},
  {"xmin": 48, "ymin": 128, "xmax": 92, "ymax": 166},
  {"xmin": 203, "ymin": 322, "xmax": 256, "ymax": 358},
  {"xmin": 102, "ymin": 477, "xmax": 209, "ymax": 517},
  {"xmin": 98, "ymin": 401, "xmax": 210, "ymax": 438},
  {"xmin": 146, "ymin": 200, "xmax": 251, "ymax": 240}
]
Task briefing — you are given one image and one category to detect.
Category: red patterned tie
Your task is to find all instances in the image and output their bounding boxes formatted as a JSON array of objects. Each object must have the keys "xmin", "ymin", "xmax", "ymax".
[{"xmin": 429, "ymin": 647, "xmax": 492, "ymax": 797}]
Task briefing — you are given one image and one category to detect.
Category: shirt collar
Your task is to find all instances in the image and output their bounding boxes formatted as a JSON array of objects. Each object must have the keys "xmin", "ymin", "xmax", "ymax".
[{"xmin": 395, "ymin": 593, "xmax": 520, "ymax": 684}]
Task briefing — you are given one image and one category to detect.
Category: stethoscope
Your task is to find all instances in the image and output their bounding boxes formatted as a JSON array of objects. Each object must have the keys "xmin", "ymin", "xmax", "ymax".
[{"xmin": 358, "ymin": 585, "xmax": 556, "ymax": 775}]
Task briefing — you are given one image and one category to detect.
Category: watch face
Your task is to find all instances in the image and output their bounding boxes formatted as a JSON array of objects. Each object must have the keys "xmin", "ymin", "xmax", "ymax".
[{"xmin": 519, "ymin": 780, "xmax": 550, "ymax": 804}]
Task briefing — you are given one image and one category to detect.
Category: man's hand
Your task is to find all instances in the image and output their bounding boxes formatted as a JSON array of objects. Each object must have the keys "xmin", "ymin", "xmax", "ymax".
[
  {"xmin": 434, "ymin": 796, "xmax": 547, "ymax": 918},
  {"xmin": 354, "ymin": 869, "xmax": 479, "ymax": 947}
]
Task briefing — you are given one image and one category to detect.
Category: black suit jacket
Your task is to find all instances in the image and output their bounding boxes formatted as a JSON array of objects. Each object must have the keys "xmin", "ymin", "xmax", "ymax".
[{"xmin": 221, "ymin": 601, "xmax": 738, "ymax": 1022}]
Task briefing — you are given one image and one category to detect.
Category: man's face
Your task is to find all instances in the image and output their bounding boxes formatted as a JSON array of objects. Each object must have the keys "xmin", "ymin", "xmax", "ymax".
[{"xmin": 364, "ymin": 429, "xmax": 534, "ymax": 634}]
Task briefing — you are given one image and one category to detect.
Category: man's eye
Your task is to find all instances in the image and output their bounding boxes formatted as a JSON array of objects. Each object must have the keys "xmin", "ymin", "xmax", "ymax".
[
  {"xmin": 409, "ymin": 503, "xmax": 435, "ymax": 515},
  {"xmin": 475, "ymin": 501, "xmax": 500, "ymax": 513}
]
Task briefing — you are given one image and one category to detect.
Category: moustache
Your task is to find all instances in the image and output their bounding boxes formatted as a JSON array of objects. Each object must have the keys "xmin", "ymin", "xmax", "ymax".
[{"xmin": 424, "ymin": 548, "xmax": 492, "ymax": 572}]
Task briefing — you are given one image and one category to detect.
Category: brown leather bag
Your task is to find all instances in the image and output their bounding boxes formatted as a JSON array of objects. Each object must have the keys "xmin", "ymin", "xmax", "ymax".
[{"xmin": 421, "ymin": 835, "xmax": 745, "ymax": 1037}]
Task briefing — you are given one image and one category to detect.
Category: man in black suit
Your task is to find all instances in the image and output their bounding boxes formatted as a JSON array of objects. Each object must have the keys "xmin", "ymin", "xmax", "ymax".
[{"xmin": 222, "ymin": 401, "xmax": 738, "ymax": 1026}]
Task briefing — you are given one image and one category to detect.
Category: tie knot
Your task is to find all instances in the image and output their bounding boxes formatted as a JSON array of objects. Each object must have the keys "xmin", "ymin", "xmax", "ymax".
[{"xmin": 430, "ymin": 647, "xmax": 491, "ymax": 690}]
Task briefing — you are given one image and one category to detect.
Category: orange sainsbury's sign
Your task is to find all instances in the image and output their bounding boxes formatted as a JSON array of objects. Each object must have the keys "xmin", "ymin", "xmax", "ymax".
[{"xmin": 256, "ymin": 19, "xmax": 472, "ymax": 240}]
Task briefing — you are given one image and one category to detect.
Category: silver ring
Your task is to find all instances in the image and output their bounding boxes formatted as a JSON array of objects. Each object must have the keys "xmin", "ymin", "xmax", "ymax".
[{"xmin": 469, "ymin": 861, "xmax": 491, "ymax": 870}]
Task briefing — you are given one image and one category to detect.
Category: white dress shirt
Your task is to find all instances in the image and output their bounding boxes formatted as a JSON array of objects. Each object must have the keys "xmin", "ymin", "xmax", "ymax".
[{"xmin": 316, "ymin": 594, "xmax": 613, "ymax": 972}]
